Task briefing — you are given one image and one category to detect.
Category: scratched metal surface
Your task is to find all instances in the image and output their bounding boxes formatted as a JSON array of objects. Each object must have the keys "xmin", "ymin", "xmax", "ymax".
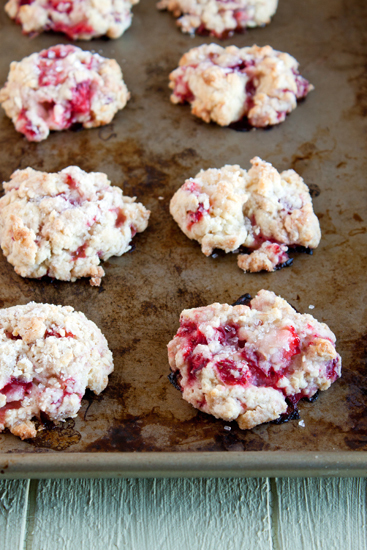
[{"xmin": 0, "ymin": 0, "xmax": 366, "ymax": 460}]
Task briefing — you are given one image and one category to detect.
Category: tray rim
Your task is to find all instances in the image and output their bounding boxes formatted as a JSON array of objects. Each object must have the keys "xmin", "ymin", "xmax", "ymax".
[{"xmin": 0, "ymin": 451, "xmax": 366, "ymax": 479}]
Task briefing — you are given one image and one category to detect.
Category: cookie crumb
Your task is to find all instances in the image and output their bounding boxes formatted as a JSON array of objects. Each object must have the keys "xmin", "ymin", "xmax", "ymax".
[
  {"xmin": 309, "ymin": 305, "xmax": 315, "ymax": 309},
  {"xmin": 298, "ymin": 420, "xmax": 306, "ymax": 427}
]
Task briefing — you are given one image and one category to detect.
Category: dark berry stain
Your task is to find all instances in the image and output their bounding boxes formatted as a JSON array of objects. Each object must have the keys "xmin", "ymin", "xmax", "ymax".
[
  {"xmin": 228, "ymin": 118, "xmax": 254, "ymax": 132},
  {"xmin": 232, "ymin": 294, "xmax": 252, "ymax": 307},
  {"xmin": 168, "ymin": 371, "xmax": 182, "ymax": 392},
  {"xmin": 308, "ymin": 183, "xmax": 321, "ymax": 198}
]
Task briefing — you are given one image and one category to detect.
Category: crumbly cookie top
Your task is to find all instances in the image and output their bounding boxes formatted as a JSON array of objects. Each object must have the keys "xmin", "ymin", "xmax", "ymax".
[
  {"xmin": 0, "ymin": 302, "xmax": 113, "ymax": 439},
  {"xmin": 0, "ymin": 45, "xmax": 129, "ymax": 141},
  {"xmin": 6, "ymin": 0, "xmax": 139, "ymax": 40},
  {"xmin": 169, "ymin": 44, "xmax": 313, "ymax": 127},
  {"xmin": 168, "ymin": 290, "xmax": 341, "ymax": 429},
  {"xmin": 170, "ymin": 157, "xmax": 320, "ymax": 271},
  {"xmin": 158, "ymin": 0, "xmax": 278, "ymax": 37},
  {"xmin": 0, "ymin": 166, "xmax": 150, "ymax": 286}
]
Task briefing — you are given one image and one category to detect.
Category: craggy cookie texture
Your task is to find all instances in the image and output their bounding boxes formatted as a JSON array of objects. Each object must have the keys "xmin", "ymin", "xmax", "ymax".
[
  {"xmin": 5, "ymin": 0, "xmax": 139, "ymax": 40},
  {"xmin": 168, "ymin": 290, "xmax": 341, "ymax": 429},
  {"xmin": 0, "ymin": 45, "xmax": 129, "ymax": 142},
  {"xmin": 170, "ymin": 157, "xmax": 321, "ymax": 272},
  {"xmin": 169, "ymin": 44, "xmax": 313, "ymax": 127},
  {"xmin": 158, "ymin": 0, "xmax": 278, "ymax": 37},
  {"xmin": 0, "ymin": 166, "xmax": 150, "ymax": 286},
  {"xmin": 0, "ymin": 302, "xmax": 113, "ymax": 440}
]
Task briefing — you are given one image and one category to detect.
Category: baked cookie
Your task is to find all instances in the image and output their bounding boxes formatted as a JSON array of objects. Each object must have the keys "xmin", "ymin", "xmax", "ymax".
[
  {"xmin": 0, "ymin": 166, "xmax": 150, "ymax": 286},
  {"xmin": 168, "ymin": 290, "xmax": 341, "ymax": 429},
  {"xmin": 170, "ymin": 157, "xmax": 320, "ymax": 272},
  {"xmin": 0, "ymin": 302, "xmax": 113, "ymax": 440},
  {"xmin": 157, "ymin": 0, "xmax": 278, "ymax": 38},
  {"xmin": 0, "ymin": 45, "xmax": 130, "ymax": 142},
  {"xmin": 5, "ymin": 0, "xmax": 139, "ymax": 40},
  {"xmin": 169, "ymin": 44, "xmax": 313, "ymax": 127}
]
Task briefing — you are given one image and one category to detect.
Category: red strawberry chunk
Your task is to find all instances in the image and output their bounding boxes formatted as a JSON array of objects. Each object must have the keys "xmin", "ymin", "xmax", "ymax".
[
  {"xmin": 0, "ymin": 401, "xmax": 23, "ymax": 422},
  {"xmin": 0, "ymin": 379, "xmax": 33, "ymax": 401},
  {"xmin": 72, "ymin": 243, "xmax": 88, "ymax": 260},
  {"xmin": 187, "ymin": 203, "xmax": 207, "ymax": 228},
  {"xmin": 39, "ymin": 45, "xmax": 76, "ymax": 60},
  {"xmin": 293, "ymin": 72, "xmax": 311, "ymax": 98},
  {"xmin": 65, "ymin": 174, "xmax": 78, "ymax": 190},
  {"xmin": 115, "ymin": 208, "xmax": 127, "ymax": 227},
  {"xmin": 188, "ymin": 353, "xmax": 210, "ymax": 382},
  {"xmin": 325, "ymin": 358, "xmax": 339, "ymax": 381},
  {"xmin": 216, "ymin": 358, "xmax": 249, "ymax": 385},
  {"xmin": 70, "ymin": 81, "xmax": 92, "ymax": 116},
  {"xmin": 5, "ymin": 331, "xmax": 22, "ymax": 340},
  {"xmin": 173, "ymin": 73, "xmax": 194, "ymax": 103},
  {"xmin": 216, "ymin": 324, "xmax": 238, "ymax": 346},
  {"xmin": 16, "ymin": 110, "xmax": 40, "ymax": 140},
  {"xmin": 51, "ymin": 21, "xmax": 95, "ymax": 39},
  {"xmin": 283, "ymin": 326, "xmax": 301, "ymax": 361},
  {"xmin": 48, "ymin": 0, "xmax": 73, "ymax": 14},
  {"xmin": 45, "ymin": 329, "xmax": 75, "ymax": 338}
]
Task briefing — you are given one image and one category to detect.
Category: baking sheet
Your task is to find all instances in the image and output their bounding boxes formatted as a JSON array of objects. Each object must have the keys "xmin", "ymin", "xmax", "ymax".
[{"xmin": 0, "ymin": 0, "xmax": 366, "ymax": 477}]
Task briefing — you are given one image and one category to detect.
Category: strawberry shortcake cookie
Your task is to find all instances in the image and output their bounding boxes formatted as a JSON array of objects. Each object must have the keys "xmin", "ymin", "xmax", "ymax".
[
  {"xmin": 157, "ymin": 0, "xmax": 278, "ymax": 38},
  {"xmin": 170, "ymin": 157, "xmax": 321, "ymax": 273},
  {"xmin": 0, "ymin": 166, "xmax": 150, "ymax": 286},
  {"xmin": 169, "ymin": 44, "xmax": 313, "ymax": 127},
  {"xmin": 0, "ymin": 302, "xmax": 113, "ymax": 440},
  {"xmin": 168, "ymin": 290, "xmax": 341, "ymax": 429},
  {"xmin": 5, "ymin": 0, "xmax": 139, "ymax": 40},
  {"xmin": 0, "ymin": 45, "xmax": 130, "ymax": 142}
]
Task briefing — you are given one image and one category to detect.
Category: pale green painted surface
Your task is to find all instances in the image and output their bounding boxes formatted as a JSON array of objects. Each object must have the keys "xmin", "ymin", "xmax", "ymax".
[{"xmin": 0, "ymin": 478, "xmax": 366, "ymax": 550}]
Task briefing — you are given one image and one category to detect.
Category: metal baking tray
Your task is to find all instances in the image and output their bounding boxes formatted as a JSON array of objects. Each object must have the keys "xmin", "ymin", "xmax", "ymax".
[{"xmin": 0, "ymin": 0, "xmax": 366, "ymax": 478}]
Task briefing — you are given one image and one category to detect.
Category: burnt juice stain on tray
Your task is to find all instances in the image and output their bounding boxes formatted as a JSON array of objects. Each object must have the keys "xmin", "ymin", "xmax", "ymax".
[
  {"xmin": 291, "ymin": 246, "xmax": 313, "ymax": 255},
  {"xmin": 69, "ymin": 122, "xmax": 84, "ymax": 133},
  {"xmin": 228, "ymin": 118, "xmax": 254, "ymax": 132},
  {"xmin": 275, "ymin": 258, "xmax": 293, "ymax": 270},
  {"xmin": 232, "ymin": 293, "xmax": 252, "ymax": 306},
  {"xmin": 308, "ymin": 183, "xmax": 321, "ymax": 198},
  {"xmin": 84, "ymin": 407, "xmax": 270, "ymax": 452},
  {"xmin": 343, "ymin": 332, "xmax": 367, "ymax": 450},
  {"xmin": 271, "ymin": 392, "xmax": 320, "ymax": 425},
  {"xmin": 85, "ymin": 414, "xmax": 174, "ymax": 453},
  {"xmin": 215, "ymin": 430, "xmax": 245, "ymax": 451},
  {"xmin": 228, "ymin": 119, "xmax": 275, "ymax": 132},
  {"xmin": 214, "ymin": 425, "xmax": 270, "ymax": 452},
  {"xmin": 82, "ymin": 389, "xmax": 104, "ymax": 421},
  {"xmin": 168, "ymin": 371, "xmax": 182, "ymax": 391},
  {"xmin": 28, "ymin": 417, "xmax": 81, "ymax": 451}
]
